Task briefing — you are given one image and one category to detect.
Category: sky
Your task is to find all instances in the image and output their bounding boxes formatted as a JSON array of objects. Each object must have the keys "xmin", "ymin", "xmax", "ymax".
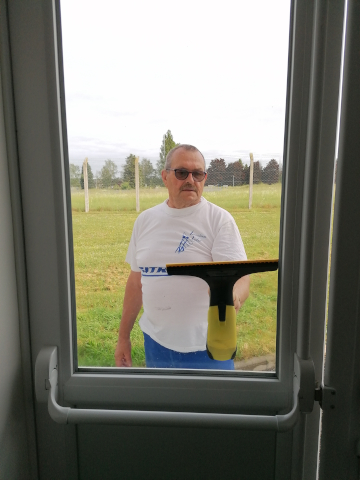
[{"xmin": 60, "ymin": 0, "xmax": 291, "ymax": 173}]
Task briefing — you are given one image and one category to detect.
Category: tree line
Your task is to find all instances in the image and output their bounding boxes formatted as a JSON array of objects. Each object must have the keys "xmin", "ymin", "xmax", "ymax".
[
  {"xmin": 69, "ymin": 130, "xmax": 281, "ymax": 189},
  {"xmin": 206, "ymin": 158, "xmax": 281, "ymax": 186},
  {"xmin": 69, "ymin": 130, "xmax": 178, "ymax": 189}
]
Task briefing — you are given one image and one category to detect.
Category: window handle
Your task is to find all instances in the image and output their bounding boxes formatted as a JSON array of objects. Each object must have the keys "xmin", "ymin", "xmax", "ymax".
[{"xmin": 35, "ymin": 346, "xmax": 301, "ymax": 432}]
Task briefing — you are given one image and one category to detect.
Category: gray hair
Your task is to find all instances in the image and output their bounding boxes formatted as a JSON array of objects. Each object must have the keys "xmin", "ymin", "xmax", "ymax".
[{"xmin": 165, "ymin": 144, "xmax": 206, "ymax": 171}]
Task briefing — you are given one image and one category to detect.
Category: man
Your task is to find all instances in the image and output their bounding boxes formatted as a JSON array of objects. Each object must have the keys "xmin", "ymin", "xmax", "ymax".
[{"xmin": 115, "ymin": 144, "xmax": 250, "ymax": 369}]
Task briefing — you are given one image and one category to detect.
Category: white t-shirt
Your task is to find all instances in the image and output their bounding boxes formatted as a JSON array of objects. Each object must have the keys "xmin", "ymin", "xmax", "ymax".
[{"xmin": 126, "ymin": 197, "xmax": 247, "ymax": 352}]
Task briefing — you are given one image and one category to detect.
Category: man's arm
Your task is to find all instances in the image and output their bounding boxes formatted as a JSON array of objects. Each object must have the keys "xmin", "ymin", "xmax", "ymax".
[
  {"xmin": 114, "ymin": 270, "xmax": 142, "ymax": 367},
  {"xmin": 233, "ymin": 275, "xmax": 250, "ymax": 314}
]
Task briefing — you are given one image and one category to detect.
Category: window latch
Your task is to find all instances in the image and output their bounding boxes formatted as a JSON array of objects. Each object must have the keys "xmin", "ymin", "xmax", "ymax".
[
  {"xmin": 314, "ymin": 385, "xmax": 336, "ymax": 410},
  {"xmin": 294, "ymin": 355, "xmax": 336, "ymax": 412}
]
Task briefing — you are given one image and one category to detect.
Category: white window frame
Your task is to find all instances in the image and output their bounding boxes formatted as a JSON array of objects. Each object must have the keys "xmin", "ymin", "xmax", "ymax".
[{"xmin": 5, "ymin": 0, "xmax": 344, "ymax": 424}]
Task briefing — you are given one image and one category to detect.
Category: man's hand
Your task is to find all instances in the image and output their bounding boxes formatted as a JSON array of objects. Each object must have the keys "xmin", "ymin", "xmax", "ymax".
[
  {"xmin": 233, "ymin": 275, "xmax": 250, "ymax": 314},
  {"xmin": 114, "ymin": 270, "xmax": 142, "ymax": 367},
  {"xmin": 233, "ymin": 293, "xmax": 242, "ymax": 313},
  {"xmin": 115, "ymin": 337, "xmax": 132, "ymax": 367}
]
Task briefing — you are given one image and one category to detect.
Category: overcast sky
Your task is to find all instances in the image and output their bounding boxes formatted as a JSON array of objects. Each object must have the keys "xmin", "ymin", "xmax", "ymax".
[{"xmin": 60, "ymin": 0, "xmax": 291, "ymax": 173}]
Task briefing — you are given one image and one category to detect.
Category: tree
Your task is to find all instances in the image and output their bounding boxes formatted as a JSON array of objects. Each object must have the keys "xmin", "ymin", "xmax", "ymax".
[
  {"xmin": 69, "ymin": 164, "xmax": 81, "ymax": 188},
  {"xmin": 253, "ymin": 161, "xmax": 262, "ymax": 184},
  {"xmin": 122, "ymin": 154, "xmax": 137, "ymax": 188},
  {"xmin": 99, "ymin": 159, "xmax": 118, "ymax": 188},
  {"xmin": 226, "ymin": 160, "xmax": 245, "ymax": 186},
  {"xmin": 262, "ymin": 159, "xmax": 280, "ymax": 184},
  {"xmin": 139, "ymin": 158, "xmax": 155, "ymax": 187},
  {"xmin": 155, "ymin": 130, "xmax": 179, "ymax": 181},
  {"xmin": 205, "ymin": 158, "xmax": 227, "ymax": 186},
  {"xmin": 243, "ymin": 163, "xmax": 250, "ymax": 184},
  {"xmin": 94, "ymin": 170, "xmax": 101, "ymax": 189},
  {"xmin": 80, "ymin": 162, "xmax": 95, "ymax": 189}
]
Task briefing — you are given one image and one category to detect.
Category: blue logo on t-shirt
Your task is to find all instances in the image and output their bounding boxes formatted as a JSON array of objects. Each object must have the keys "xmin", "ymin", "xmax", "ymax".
[
  {"xmin": 140, "ymin": 266, "xmax": 168, "ymax": 277},
  {"xmin": 175, "ymin": 231, "xmax": 206, "ymax": 253}
]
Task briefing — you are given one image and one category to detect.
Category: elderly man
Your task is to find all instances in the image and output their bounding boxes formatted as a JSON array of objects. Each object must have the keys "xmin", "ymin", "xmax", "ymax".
[{"xmin": 115, "ymin": 144, "xmax": 250, "ymax": 370}]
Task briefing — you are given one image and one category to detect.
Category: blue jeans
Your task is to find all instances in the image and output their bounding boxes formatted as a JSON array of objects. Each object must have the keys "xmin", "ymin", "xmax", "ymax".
[{"xmin": 143, "ymin": 332, "xmax": 235, "ymax": 370}]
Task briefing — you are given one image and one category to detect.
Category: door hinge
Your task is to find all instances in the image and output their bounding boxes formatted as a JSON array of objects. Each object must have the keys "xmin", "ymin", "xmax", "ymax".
[{"xmin": 314, "ymin": 385, "xmax": 336, "ymax": 410}]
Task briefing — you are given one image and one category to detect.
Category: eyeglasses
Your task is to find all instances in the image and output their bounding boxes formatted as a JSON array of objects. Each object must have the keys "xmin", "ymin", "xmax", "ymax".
[{"xmin": 166, "ymin": 168, "xmax": 207, "ymax": 182}]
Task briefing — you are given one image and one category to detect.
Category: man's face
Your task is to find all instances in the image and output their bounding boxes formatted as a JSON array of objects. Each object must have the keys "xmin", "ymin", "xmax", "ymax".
[{"xmin": 161, "ymin": 149, "xmax": 207, "ymax": 209}]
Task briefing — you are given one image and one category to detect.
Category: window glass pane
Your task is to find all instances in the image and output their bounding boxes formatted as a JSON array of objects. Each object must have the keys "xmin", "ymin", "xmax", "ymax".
[{"xmin": 60, "ymin": 0, "xmax": 291, "ymax": 371}]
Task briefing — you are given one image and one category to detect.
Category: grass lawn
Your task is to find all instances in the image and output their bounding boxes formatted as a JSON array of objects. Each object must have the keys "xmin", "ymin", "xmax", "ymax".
[{"xmin": 72, "ymin": 184, "xmax": 281, "ymax": 367}]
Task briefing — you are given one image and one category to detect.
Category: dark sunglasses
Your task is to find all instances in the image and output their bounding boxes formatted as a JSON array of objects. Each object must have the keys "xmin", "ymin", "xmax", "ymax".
[{"xmin": 167, "ymin": 168, "xmax": 207, "ymax": 182}]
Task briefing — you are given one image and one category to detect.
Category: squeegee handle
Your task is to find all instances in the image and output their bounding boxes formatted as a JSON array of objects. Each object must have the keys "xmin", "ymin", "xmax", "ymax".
[{"xmin": 207, "ymin": 305, "xmax": 237, "ymax": 360}]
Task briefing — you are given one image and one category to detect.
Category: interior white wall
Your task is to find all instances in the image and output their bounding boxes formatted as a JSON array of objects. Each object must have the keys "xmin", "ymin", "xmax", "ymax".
[{"xmin": 0, "ymin": 68, "xmax": 30, "ymax": 480}]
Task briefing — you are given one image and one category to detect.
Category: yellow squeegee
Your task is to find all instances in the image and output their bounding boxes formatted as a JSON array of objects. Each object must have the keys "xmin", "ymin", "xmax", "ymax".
[{"xmin": 166, "ymin": 259, "xmax": 279, "ymax": 361}]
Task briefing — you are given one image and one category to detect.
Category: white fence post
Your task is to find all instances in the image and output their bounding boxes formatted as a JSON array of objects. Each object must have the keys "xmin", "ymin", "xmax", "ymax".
[
  {"xmin": 83, "ymin": 157, "xmax": 89, "ymax": 213},
  {"xmin": 249, "ymin": 153, "xmax": 254, "ymax": 210},
  {"xmin": 135, "ymin": 156, "xmax": 140, "ymax": 213}
]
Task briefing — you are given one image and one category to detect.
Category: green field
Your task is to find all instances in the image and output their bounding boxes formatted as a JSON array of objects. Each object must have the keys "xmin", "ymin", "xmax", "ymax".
[{"xmin": 72, "ymin": 184, "xmax": 281, "ymax": 367}]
